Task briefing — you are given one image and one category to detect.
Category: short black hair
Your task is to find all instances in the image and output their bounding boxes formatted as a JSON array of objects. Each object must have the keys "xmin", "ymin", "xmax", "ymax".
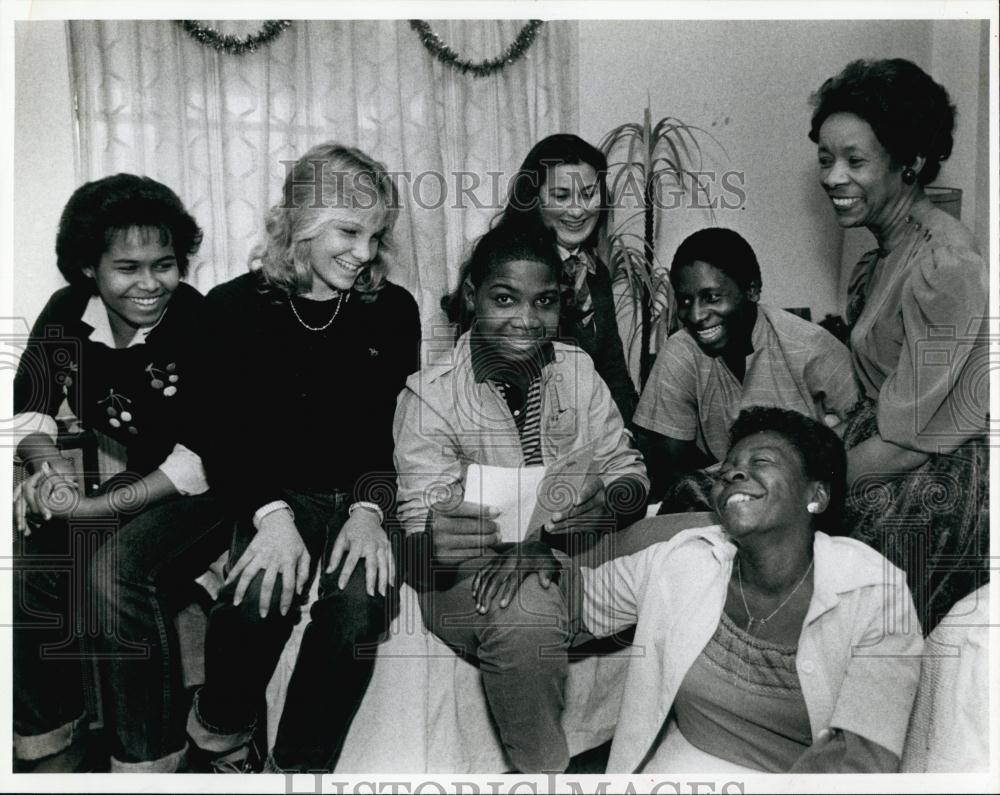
[
  {"xmin": 56, "ymin": 173, "xmax": 203, "ymax": 290},
  {"xmin": 728, "ymin": 406, "xmax": 847, "ymax": 536},
  {"xmin": 808, "ymin": 58, "xmax": 956, "ymax": 185},
  {"xmin": 441, "ymin": 224, "xmax": 562, "ymax": 332},
  {"xmin": 669, "ymin": 227, "xmax": 762, "ymax": 293}
]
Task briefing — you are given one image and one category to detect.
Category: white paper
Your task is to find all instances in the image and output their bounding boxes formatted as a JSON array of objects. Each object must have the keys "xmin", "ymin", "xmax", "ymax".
[
  {"xmin": 464, "ymin": 441, "xmax": 598, "ymax": 543},
  {"xmin": 465, "ymin": 463, "xmax": 546, "ymax": 543}
]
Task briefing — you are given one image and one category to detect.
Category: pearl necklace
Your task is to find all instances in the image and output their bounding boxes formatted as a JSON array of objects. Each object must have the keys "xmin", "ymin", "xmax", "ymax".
[
  {"xmin": 289, "ymin": 290, "xmax": 350, "ymax": 332},
  {"xmin": 736, "ymin": 556, "xmax": 813, "ymax": 635}
]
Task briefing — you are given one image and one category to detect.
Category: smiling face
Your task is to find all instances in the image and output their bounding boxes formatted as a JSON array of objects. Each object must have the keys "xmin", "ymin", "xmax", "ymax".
[
  {"xmin": 305, "ymin": 203, "xmax": 387, "ymax": 299},
  {"xmin": 538, "ymin": 163, "xmax": 601, "ymax": 251},
  {"xmin": 84, "ymin": 227, "xmax": 180, "ymax": 344},
  {"xmin": 466, "ymin": 258, "xmax": 561, "ymax": 365},
  {"xmin": 817, "ymin": 112, "xmax": 908, "ymax": 232},
  {"xmin": 712, "ymin": 431, "xmax": 823, "ymax": 540},
  {"xmin": 675, "ymin": 260, "xmax": 758, "ymax": 356}
]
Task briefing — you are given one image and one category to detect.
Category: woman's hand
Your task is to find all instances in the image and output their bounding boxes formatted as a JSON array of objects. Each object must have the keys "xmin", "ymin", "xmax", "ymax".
[
  {"xmin": 14, "ymin": 460, "xmax": 80, "ymax": 535},
  {"xmin": 226, "ymin": 509, "xmax": 310, "ymax": 618},
  {"xmin": 326, "ymin": 508, "xmax": 394, "ymax": 597},
  {"xmin": 846, "ymin": 435, "xmax": 929, "ymax": 484},
  {"xmin": 15, "ymin": 466, "xmax": 180, "ymax": 536},
  {"xmin": 546, "ymin": 476, "xmax": 609, "ymax": 535},
  {"xmin": 471, "ymin": 540, "xmax": 561, "ymax": 613},
  {"xmin": 428, "ymin": 500, "xmax": 501, "ymax": 563}
]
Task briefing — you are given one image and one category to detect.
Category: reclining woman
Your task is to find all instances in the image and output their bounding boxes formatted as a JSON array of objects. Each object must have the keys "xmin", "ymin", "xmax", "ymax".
[
  {"xmin": 395, "ymin": 223, "xmax": 648, "ymax": 773},
  {"xmin": 185, "ymin": 142, "xmax": 421, "ymax": 772},
  {"xmin": 12, "ymin": 174, "xmax": 229, "ymax": 772},
  {"xmin": 481, "ymin": 407, "xmax": 923, "ymax": 773},
  {"xmin": 633, "ymin": 227, "xmax": 857, "ymax": 510}
]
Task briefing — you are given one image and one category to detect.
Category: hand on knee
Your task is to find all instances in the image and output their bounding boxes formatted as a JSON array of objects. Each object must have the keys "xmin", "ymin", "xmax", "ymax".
[
  {"xmin": 314, "ymin": 570, "xmax": 393, "ymax": 640},
  {"xmin": 219, "ymin": 570, "xmax": 300, "ymax": 624}
]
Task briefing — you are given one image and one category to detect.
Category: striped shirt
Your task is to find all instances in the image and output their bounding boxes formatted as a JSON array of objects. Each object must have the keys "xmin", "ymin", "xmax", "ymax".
[{"xmin": 494, "ymin": 377, "xmax": 543, "ymax": 466}]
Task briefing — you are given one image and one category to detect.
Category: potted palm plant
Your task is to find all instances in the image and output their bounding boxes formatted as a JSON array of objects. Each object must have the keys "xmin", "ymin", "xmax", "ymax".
[{"xmin": 599, "ymin": 104, "xmax": 723, "ymax": 388}]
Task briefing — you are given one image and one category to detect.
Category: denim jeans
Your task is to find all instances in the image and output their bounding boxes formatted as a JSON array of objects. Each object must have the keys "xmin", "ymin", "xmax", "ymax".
[
  {"xmin": 187, "ymin": 490, "xmax": 397, "ymax": 773},
  {"xmin": 12, "ymin": 487, "xmax": 228, "ymax": 766},
  {"xmin": 418, "ymin": 551, "xmax": 578, "ymax": 774}
]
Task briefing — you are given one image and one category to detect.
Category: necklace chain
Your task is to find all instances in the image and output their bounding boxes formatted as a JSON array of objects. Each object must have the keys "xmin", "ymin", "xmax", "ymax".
[
  {"xmin": 289, "ymin": 290, "xmax": 349, "ymax": 332},
  {"xmin": 736, "ymin": 556, "xmax": 813, "ymax": 634}
]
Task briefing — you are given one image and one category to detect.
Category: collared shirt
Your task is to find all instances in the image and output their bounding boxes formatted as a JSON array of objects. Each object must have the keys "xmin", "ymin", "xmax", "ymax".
[
  {"xmin": 14, "ymin": 294, "xmax": 207, "ymax": 495},
  {"xmin": 493, "ymin": 378, "xmax": 543, "ymax": 466},
  {"xmin": 581, "ymin": 525, "xmax": 923, "ymax": 773},
  {"xmin": 634, "ymin": 304, "xmax": 858, "ymax": 462},
  {"xmin": 469, "ymin": 336, "xmax": 552, "ymax": 466},
  {"xmin": 393, "ymin": 331, "xmax": 648, "ymax": 535},
  {"xmin": 80, "ymin": 294, "xmax": 165, "ymax": 348}
]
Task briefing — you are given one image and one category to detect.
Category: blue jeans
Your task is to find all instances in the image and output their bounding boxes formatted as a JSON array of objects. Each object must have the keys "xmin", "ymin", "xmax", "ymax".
[
  {"xmin": 187, "ymin": 490, "xmax": 397, "ymax": 772},
  {"xmin": 12, "ymin": 488, "xmax": 228, "ymax": 766}
]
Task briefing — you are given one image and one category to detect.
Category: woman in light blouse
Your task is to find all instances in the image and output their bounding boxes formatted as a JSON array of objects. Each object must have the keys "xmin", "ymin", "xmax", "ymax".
[{"xmin": 810, "ymin": 58, "xmax": 988, "ymax": 632}]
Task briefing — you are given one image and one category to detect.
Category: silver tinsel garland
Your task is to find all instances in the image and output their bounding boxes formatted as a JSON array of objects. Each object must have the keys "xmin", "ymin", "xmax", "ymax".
[
  {"xmin": 409, "ymin": 20, "xmax": 544, "ymax": 77},
  {"xmin": 176, "ymin": 20, "xmax": 292, "ymax": 55}
]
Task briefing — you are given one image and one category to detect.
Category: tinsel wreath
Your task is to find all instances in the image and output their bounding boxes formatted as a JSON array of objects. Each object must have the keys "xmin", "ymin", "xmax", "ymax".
[
  {"xmin": 409, "ymin": 20, "xmax": 544, "ymax": 77},
  {"xmin": 176, "ymin": 20, "xmax": 292, "ymax": 55}
]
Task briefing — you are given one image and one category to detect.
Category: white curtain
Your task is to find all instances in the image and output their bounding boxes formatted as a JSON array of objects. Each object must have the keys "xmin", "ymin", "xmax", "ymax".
[{"xmin": 68, "ymin": 19, "xmax": 579, "ymax": 331}]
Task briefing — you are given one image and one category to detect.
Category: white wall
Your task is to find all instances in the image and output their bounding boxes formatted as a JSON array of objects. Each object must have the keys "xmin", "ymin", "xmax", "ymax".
[
  {"xmin": 931, "ymin": 19, "xmax": 991, "ymax": 255},
  {"xmin": 579, "ymin": 19, "xmax": 943, "ymax": 321},
  {"xmin": 14, "ymin": 21, "xmax": 76, "ymax": 327}
]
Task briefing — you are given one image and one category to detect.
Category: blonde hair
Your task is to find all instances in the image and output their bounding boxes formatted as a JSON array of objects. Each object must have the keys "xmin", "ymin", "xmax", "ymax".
[{"xmin": 250, "ymin": 142, "xmax": 399, "ymax": 301}]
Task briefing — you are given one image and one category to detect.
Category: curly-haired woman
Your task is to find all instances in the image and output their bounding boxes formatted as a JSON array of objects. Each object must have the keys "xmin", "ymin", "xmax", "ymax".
[
  {"xmin": 12, "ymin": 174, "xmax": 229, "ymax": 771},
  {"xmin": 810, "ymin": 58, "xmax": 988, "ymax": 632}
]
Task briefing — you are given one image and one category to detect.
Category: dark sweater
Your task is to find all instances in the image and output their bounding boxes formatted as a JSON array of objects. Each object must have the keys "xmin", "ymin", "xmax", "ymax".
[
  {"xmin": 570, "ymin": 251, "xmax": 638, "ymax": 424},
  {"xmin": 196, "ymin": 271, "xmax": 421, "ymax": 520},
  {"xmin": 13, "ymin": 282, "xmax": 206, "ymax": 476}
]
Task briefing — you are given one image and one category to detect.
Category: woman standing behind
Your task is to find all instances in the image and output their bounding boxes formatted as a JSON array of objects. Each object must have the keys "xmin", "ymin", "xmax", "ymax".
[
  {"xmin": 186, "ymin": 143, "xmax": 421, "ymax": 772},
  {"xmin": 810, "ymin": 59, "xmax": 988, "ymax": 632},
  {"xmin": 489, "ymin": 134, "xmax": 638, "ymax": 423}
]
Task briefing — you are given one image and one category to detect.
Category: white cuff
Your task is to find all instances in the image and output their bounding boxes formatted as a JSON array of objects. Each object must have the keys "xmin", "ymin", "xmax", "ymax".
[
  {"xmin": 349, "ymin": 501, "xmax": 384, "ymax": 525},
  {"xmin": 253, "ymin": 500, "xmax": 293, "ymax": 530},
  {"xmin": 158, "ymin": 443, "xmax": 210, "ymax": 496},
  {"xmin": 11, "ymin": 412, "xmax": 58, "ymax": 450}
]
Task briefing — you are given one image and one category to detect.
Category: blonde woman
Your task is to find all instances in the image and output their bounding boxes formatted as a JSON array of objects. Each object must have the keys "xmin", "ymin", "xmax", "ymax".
[{"xmin": 186, "ymin": 143, "xmax": 420, "ymax": 772}]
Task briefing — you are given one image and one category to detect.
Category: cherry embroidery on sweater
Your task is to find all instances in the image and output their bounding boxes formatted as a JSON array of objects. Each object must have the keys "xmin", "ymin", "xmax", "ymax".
[
  {"xmin": 98, "ymin": 389, "xmax": 138, "ymax": 434},
  {"xmin": 146, "ymin": 362, "xmax": 180, "ymax": 397},
  {"xmin": 57, "ymin": 361, "xmax": 79, "ymax": 395}
]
